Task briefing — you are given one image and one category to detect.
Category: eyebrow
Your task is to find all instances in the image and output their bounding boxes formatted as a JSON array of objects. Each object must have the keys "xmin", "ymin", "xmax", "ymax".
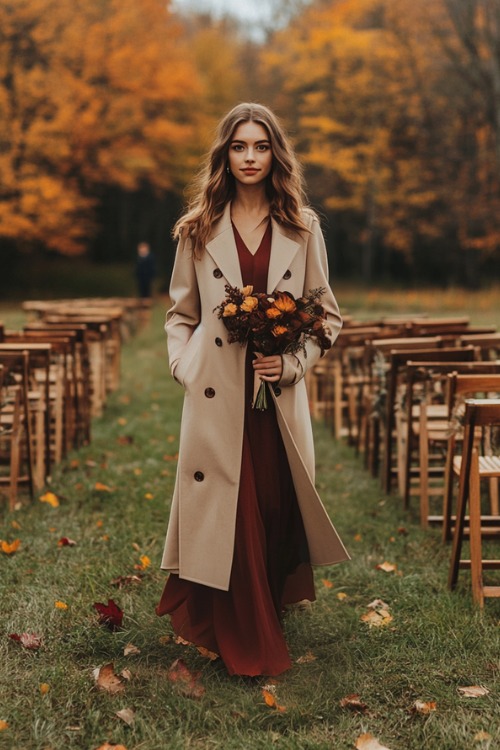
[{"xmin": 231, "ymin": 139, "xmax": 271, "ymax": 144}]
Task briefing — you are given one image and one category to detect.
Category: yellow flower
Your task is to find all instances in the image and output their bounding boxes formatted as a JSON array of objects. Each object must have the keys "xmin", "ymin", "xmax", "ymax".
[
  {"xmin": 55, "ymin": 601, "xmax": 68, "ymax": 610},
  {"xmin": 272, "ymin": 325, "xmax": 288, "ymax": 337},
  {"xmin": 241, "ymin": 285, "xmax": 253, "ymax": 296},
  {"xmin": 266, "ymin": 307, "xmax": 282, "ymax": 319},
  {"xmin": 274, "ymin": 295, "xmax": 296, "ymax": 313},
  {"xmin": 222, "ymin": 303, "xmax": 238, "ymax": 317},
  {"xmin": 240, "ymin": 296, "xmax": 258, "ymax": 312}
]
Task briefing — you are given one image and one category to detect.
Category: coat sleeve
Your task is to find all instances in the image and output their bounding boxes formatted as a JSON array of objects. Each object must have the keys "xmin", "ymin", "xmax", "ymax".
[
  {"xmin": 280, "ymin": 216, "xmax": 342, "ymax": 387},
  {"xmin": 165, "ymin": 234, "xmax": 201, "ymax": 383}
]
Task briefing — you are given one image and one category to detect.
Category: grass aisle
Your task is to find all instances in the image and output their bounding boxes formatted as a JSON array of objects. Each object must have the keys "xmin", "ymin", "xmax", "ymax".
[{"xmin": 1, "ymin": 305, "xmax": 499, "ymax": 750}]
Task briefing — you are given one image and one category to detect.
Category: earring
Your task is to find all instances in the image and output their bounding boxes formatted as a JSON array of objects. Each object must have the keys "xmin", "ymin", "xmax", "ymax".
[{"xmin": 226, "ymin": 165, "xmax": 230, "ymax": 174}]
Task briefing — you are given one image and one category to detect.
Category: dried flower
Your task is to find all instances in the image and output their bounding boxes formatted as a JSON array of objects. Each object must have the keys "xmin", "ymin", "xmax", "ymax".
[
  {"xmin": 241, "ymin": 296, "xmax": 259, "ymax": 312},
  {"xmin": 266, "ymin": 307, "xmax": 282, "ymax": 319},
  {"xmin": 222, "ymin": 303, "xmax": 238, "ymax": 317},
  {"xmin": 241, "ymin": 285, "xmax": 253, "ymax": 296}
]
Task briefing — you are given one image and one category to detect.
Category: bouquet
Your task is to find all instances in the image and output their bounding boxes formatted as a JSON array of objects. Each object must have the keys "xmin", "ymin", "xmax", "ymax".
[{"xmin": 214, "ymin": 284, "xmax": 332, "ymax": 410}]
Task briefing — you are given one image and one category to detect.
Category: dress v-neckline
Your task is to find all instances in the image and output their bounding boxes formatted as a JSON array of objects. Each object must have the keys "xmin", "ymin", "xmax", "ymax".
[{"xmin": 232, "ymin": 220, "xmax": 270, "ymax": 257}]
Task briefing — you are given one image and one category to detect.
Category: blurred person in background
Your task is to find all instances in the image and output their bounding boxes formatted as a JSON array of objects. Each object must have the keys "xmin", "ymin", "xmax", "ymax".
[{"xmin": 135, "ymin": 241, "xmax": 156, "ymax": 298}]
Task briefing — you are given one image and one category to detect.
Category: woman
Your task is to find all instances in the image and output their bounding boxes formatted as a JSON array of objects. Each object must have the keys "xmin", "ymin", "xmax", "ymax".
[{"xmin": 156, "ymin": 103, "xmax": 349, "ymax": 677}]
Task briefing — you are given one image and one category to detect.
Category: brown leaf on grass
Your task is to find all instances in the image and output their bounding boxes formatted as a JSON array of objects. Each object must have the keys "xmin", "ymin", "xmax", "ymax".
[
  {"xmin": 117, "ymin": 418, "xmax": 127, "ymax": 426},
  {"xmin": 158, "ymin": 635, "xmax": 171, "ymax": 645},
  {"xmin": 196, "ymin": 645, "xmax": 219, "ymax": 661},
  {"xmin": 339, "ymin": 693, "xmax": 368, "ymax": 712},
  {"xmin": 355, "ymin": 733, "xmax": 392, "ymax": 750},
  {"xmin": 40, "ymin": 683, "xmax": 50, "ymax": 695},
  {"xmin": 457, "ymin": 685, "xmax": 490, "ymax": 698},
  {"xmin": 174, "ymin": 635, "xmax": 191, "ymax": 646},
  {"xmin": 116, "ymin": 708, "xmax": 135, "ymax": 726},
  {"xmin": 163, "ymin": 453, "xmax": 179, "ymax": 462},
  {"xmin": 1, "ymin": 539, "xmax": 21, "ymax": 555},
  {"xmin": 0, "ymin": 720, "xmax": 9, "ymax": 731},
  {"xmin": 353, "ymin": 533, "xmax": 362, "ymax": 542},
  {"xmin": 321, "ymin": 578, "xmax": 333, "ymax": 589},
  {"xmin": 134, "ymin": 555, "xmax": 151, "ymax": 571},
  {"xmin": 474, "ymin": 731, "xmax": 492, "ymax": 742},
  {"xmin": 361, "ymin": 609, "xmax": 393, "ymax": 628},
  {"xmin": 94, "ymin": 742, "xmax": 128, "ymax": 750},
  {"xmin": 167, "ymin": 658, "xmax": 205, "ymax": 699},
  {"xmin": 120, "ymin": 669, "xmax": 132, "ymax": 681},
  {"xmin": 397, "ymin": 526, "xmax": 408, "ymax": 535},
  {"xmin": 296, "ymin": 651, "xmax": 317, "ymax": 664},
  {"xmin": 94, "ymin": 482, "xmax": 113, "ymax": 492},
  {"xmin": 57, "ymin": 537, "xmax": 77, "ymax": 547},
  {"xmin": 11, "ymin": 520, "xmax": 21, "ymax": 529},
  {"xmin": 93, "ymin": 599, "xmax": 123, "ymax": 631},
  {"xmin": 117, "ymin": 435, "xmax": 134, "ymax": 445},
  {"xmin": 124, "ymin": 643, "xmax": 141, "ymax": 656},
  {"xmin": 93, "ymin": 663, "xmax": 126, "ymax": 694},
  {"xmin": 412, "ymin": 700, "xmax": 437, "ymax": 715},
  {"xmin": 337, "ymin": 592, "xmax": 348, "ymax": 600},
  {"xmin": 375, "ymin": 561, "xmax": 397, "ymax": 573},
  {"xmin": 9, "ymin": 632, "xmax": 42, "ymax": 649},
  {"xmin": 367, "ymin": 599, "xmax": 390, "ymax": 611},
  {"xmin": 110, "ymin": 574, "xmax": 143, "ymax": 588},
  {"xmin": 262, "ymin": 688, "xmax": 286, "ymax": 712},
  {"xmin": 131, "ymin": 542, "xmax": 141, "ymax": 551}
]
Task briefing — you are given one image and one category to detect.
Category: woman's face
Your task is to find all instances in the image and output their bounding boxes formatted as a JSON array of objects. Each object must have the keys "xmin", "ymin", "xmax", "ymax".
[{"xmin": 228, "ymin": 121, "xmax": 273, "ymax": 186}]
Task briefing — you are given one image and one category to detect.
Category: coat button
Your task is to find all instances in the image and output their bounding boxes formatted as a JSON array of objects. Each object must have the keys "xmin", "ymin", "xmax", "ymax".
[
  {"xmin": 274, "ymin": 387, "xmax": 281, "ymax": 397},
  {"xmin": 283, "ymin": 270, "xmax": 292, "ymax": 280},
  {"xmin": 194, "ymin": 471, "xmax": 204, "ymax": 482},
  {"xmin": 204, "ymin": 387, "xmax": 215, "ymax": 398},
  {"xmin": 215, "ymin": 337, "xmax": 223, "ymax": 347},
  {"xmin": 213, "ymin": 268, "xmax": 223, "ymax": 279}
]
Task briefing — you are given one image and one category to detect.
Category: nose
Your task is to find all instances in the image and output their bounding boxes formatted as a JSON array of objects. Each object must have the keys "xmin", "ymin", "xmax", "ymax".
[{"xmin": 245, "ymin": 147, "xmax": 255, "ymax": 162}]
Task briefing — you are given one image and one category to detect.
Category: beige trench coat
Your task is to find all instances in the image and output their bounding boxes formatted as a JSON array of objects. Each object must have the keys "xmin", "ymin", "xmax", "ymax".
[{"xmin": 160, "ymin": 202, "xmax": 350, "ymax": 590}]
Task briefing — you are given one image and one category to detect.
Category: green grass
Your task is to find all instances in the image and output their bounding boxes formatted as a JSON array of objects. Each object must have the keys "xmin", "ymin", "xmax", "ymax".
[{"xmin": 0, "ymin": 300, "xmax": 499, "ymax": 750}]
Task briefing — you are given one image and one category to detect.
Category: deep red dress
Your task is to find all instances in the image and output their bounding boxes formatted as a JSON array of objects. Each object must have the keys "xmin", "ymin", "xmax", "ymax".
[{"xmin": 156, "ymin": 221, "xmax": 315, "ymax": 676}]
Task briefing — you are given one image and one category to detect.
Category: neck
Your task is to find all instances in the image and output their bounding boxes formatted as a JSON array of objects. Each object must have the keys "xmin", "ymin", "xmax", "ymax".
[{"xmin": 231, "ymin": 185, "xmax": 269, "ymax": 216}]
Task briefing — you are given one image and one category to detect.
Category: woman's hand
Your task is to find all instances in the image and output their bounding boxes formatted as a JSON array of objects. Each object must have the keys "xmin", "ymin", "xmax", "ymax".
[{"xmin": 252, "ymin": 354, "xmax": 283, "ymax": 383}]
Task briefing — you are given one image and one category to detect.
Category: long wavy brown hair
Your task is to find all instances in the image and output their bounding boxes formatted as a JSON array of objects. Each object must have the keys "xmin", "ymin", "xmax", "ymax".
[{"xmin": 174, "ymin": 103, "xmax": 311, "ymax": 257}]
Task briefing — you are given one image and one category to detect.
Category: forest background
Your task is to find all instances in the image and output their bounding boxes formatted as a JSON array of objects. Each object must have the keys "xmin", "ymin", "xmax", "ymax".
[{"xmin": 1, "ymin": 0, "xmax": 500, "ymax": 297}]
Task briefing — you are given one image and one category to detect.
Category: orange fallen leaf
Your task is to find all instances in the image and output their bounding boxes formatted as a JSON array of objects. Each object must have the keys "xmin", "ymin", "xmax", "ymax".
[
  {"xmin": 296, "ymin": 651, "xmax": 317, "ymax": 664},
  {"xmin": 376, "ymin": 561, "xmax": 397, "ymax": 573},
  {"xmin": 94, "ymin": 482, "xmax": 113, "ymax": 492},
  {"xmin": 94, "ymin": 742, "xmax": 128, "ymax": 750},
  {"xmin": 474, "ymin": 731, "xmax": 492, "ymax": 742},
  {"xmin": 40, "ymin": 683, "xmax": 50, "ymax": 695},
  {"xmin": 1, "ymin": 539, "xmax": 21, "ymax": 555},
  {"xmin": 0, "ymin": 720, "xmax": 9, "ymax": 731},
  {"xmin": 144, "ymin": 493, "xmax": 154, "ymax": 500},
  {"xmin": 159, "ymin": 635, "xmax": 172, "ymax": 645},
  {"xmin": 167, "ymin": 658, "xmax": 205, "ymax": 699},
  {"xmin": 39, "ymin": 492, "xmax": 59, "ymax": 507},
  {"xmin": 134, "ymin": 555, "xmax": 151, "ymax": 571},
  {"xmin": 117, "ymin": 435, "xmax": 134, "ymax": 445},
  {"xmin": 339, "ymin": 693, "xmax": 368, "ymax": 712},
  {"xmin": 262, "ymin": 687, "xmax": 286, "ymax": 712},
  {"xmin": 55, "ymin": 601, "xmax": 68, "ymax": 610},
  {"xmin": 163, "ymin": 453, "xmax": 179, "ymax": 462},
  {"xmin": 167, "ymin": 435, "xmax": 176, "ymax": 443},
  {"xmin": 337, "ymin": 592, "xmax": 348, "ymax": 600},
  {"xmin": 196, "ymin": 645, "xmax": 219, "ymax": 661},
  {"xmin": 116, "ymin": 707, "xmax": 135, "ymax": 726},
  {"xmin": 361, "ymin": 609, "xmax": 393, "ymax": 628},
  {"xmin": 398, "ymin": 526, "xmax": 408, "ymax": 535},
  {"xmin": 174, "ymin": 635, "xmax": 191, "ymax": 646},
  {"xmin": 367, "ymin": 599, "xmax": 390, "ymax": 610},
  {"xmin": 355, "ymin": 733, "xmax": 392, "ymax": 750},
  {"xmin": 117, "ymin": 418, "xmax": 127, "ymax": 426},
  {"xmin": 133, "ymin": 468, "xmax": 142, "ymax": 476},
  {"xmin": 124, "ymin": 643, "xmax": 141, "ymax": 656},
  {"xmin": 132, "ymin": 542, "xmax": 141, "ymax": 551},
  {"xmin": 457, "ymin": 685, "xmax": 490, "ymax": 698},
  {"xmin": 353, "ymin": 533, "xmax": 362, "ymax": 542},
  {"xmin": 11, "ymin": 520, "xmax": 21, "ymax": 530},
  {"xmin": 412, "ymin": 700, "xmax": 437, "ymax": 715},
  {"xmin": 322, "ymin": 579, "xmax": 333, "ymax": 589},
  {"xmin": 96, "ymin": 520, "xmax": 104, "ymax": 528},
  {"xmin": 93, "ymin": 663, "xmax": 126, "ymax": 694}
]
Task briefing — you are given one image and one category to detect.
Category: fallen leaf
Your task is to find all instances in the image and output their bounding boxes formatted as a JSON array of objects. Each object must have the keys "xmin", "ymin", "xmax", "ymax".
[
  {"xmin": 376, "ymin": 561, "xmax": 397, "ymax": 573},
  {"xmin": 353, "ymin": 533, "xmax": 363, "ymax": 542},
  {"xmin": 163, "ymin": 453, "xmax": 179, "ymax": 462},
  {"xmin": 134, "ymin": 555, "xmax": 151, "ymax": 571},
  {"xmin": 9, "ymin": 632, "xmax": 42, "ymax": 649},
  {"xmin": 474, "ymin": 731, "xmax": 492, "ymax": 742},
  {"xmin": 457, "ymin": 685, "xmax": 490, "ymax": 698},
  {"xmin": 367, "ymin": 599, "xmax": 390, "ymax": 611},
  {"xmin": 175, "ymin": 635, "xmax": 191, "ymax": 646},
  {"xmin": 196, "ymin": 645, "xmax": 219, "ymax": 660},
  {"xmin": 39, "ymin": 492, "xmax": 59, "ymax": 507},
  {"xmin": 93, "ymin": 599, "xmax": 123, "ymax": 631},
  {"xmin": 132, "ymin": 542, "xmax": 141, "ymax": 552},
  {"xmin": 94, "ymin": 482, "xmax": 113, "ymax": 492},
  {"xmin": 144, "ymin": 493, "xmax": 154, "ymax": 500},
  {"xmin": 339, "ymin": 693, "xmax": 368, "ymax": 712},
  {"xmin": 11, "ymin": 520, "xmax": 21, "ymax": 529},
  {"xmin": 296, "ymin": 651, "xmax": 317, "ymax": 664},
  {"xmin": 85, "ymin": 459, "xmax": 97, "ymax": 468},
  {"xmin": 117, "ymin": 418, "xmax": 127, "ymax": 426},
  {"xmin": 361, "ymin": 609, "xmax": 394, "ymax": 628},
  {"xmin": 120, "ymin": 669, "xmax": 132, "ymax": 681},
  {"xmin": 93, "ymin": 663, "xmax": 126, "ymax": 694},
  {"xmin": 262, "ymin": 688, "xmax": 286, "ymax": 712},
  {"xmin": 55, "ymin": 601, "xmax": 68, "ymax": 610},
  {"xmin": 57, "ymin": 537, "xmax": 77, "ymax": 547},
  {"xmin": 322, "ymin": 579, "xmax": 333, "ymax": 589},
  {"xmin": 124, "ymin": 643, "xmax": 141, "ymax": 656},
  {"xmin": 111, "ymin": 574, "xmax": 142, "ymax": 587},
  {"xmin": 94, "ymin": 743, "xmax": 128, "ymax": 750},
  {"xmin": 167, "ymin": 658, "xmax": 205, "ymax": 699},
  {"xmin": 0, "ymin": 720, "xmax": 8, "ymax": 731},
  {"xmin": 167, "ymin": 435, "xmax": 176, "ymax": 443},
  {"xmin": 397, "ymin": 526, "xmax": 408, "ymax": 535},
  {"xmin": 159, "ymin": 635, "xmax": 172, "ymax": 645},
  {"xmin": 412, "ymin": 700, "xmax": 437, "ymax": 715},
  {"xmin": 70, "ymin": 459, "xmax": 80, "ymax": 469},
  {"xmin": 1, "ymin": 539, "xmax": 21, "ymax": 555},
  {"xmin": 133, "ymin": 468, "xmax": 142, "ymax": 476},
  {"xmin": 96, "ymin": 520, "xmax": 104, "ymax": 528},
  {"xmin": 355, "ymin": 733, "xmax": 392, "ymax": 750},
  {"xmin": 40, "ymin": 683, "xmax": 50, "ymax": 695},
  {"xmin": 117, "ymin": 435, "xmax": 134, "ymax": 445},
  {"xmin": 116, "ymin": 708, "xmax": 135, "ymax": 726},
  {"xmin": 337, "ymin": 592, "xmax": 348, "ymax": 600}
]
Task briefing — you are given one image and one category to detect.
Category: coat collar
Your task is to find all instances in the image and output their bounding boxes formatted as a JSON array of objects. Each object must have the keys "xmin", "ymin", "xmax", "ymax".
[{"xmin": 205, "ymin": 202, "xmax": 301, "ymax": 294}]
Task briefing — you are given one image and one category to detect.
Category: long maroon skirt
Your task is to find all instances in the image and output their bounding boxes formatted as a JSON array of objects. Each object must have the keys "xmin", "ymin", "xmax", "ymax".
[{"xmin": 156, "ymin": 222, "xmax": 315, "ymax": 676}]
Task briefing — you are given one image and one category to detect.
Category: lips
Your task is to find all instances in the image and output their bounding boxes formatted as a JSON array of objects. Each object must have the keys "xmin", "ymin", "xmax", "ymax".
[{"xmin": 242, "ymin": 168, "xmax": 259, "ymax": 174}]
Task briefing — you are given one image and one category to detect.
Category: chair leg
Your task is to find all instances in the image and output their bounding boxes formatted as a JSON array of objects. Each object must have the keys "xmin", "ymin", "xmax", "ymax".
[
  {"xmin": 442, "ymin": 437, "xmax": 455, "ymax": 543},
  {"xmin": 468, "ymin": 450, "xmax": 484, "ymax": 607},
  {"xmin": 448, "ymin": 430, "xmax": 473, "ymax": 590},
  {"xmin": 419, "ymin": 405, "xmax": 429, "ymax": 528},
  {"xmin": 489, "ymin": 477, "xmax": 499, "ymax": 516}
]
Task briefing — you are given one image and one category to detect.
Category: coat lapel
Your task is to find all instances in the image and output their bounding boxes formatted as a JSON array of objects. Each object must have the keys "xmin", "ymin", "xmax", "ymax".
[
  {"xmin": 267, "ymin": 218, "xmax": 300, "ymax": 294},
  {"xmin": 205, "ymin": 203, "xmax": 243, "ymax": 290}
]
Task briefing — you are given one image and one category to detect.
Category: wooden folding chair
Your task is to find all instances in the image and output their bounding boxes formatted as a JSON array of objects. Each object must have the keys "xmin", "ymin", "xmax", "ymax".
[
  {"xmin": 448, "ymin": 399, "xmax": 500, "ymax": 606},
  {"xmin": 460, "ymin": 333, "xmax": 500, "ymax": 361}
]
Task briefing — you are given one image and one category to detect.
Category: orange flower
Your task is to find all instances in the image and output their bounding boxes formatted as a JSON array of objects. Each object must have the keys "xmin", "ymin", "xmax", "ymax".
[
  {"xmin": 272, "ymin": 325, "xmax": 288, "ymax": 337},
  {"xmin": 266, "ymin": 307, "xmax": 282, "ymax": 319},
  {"xmin": 222, "ymin": 303, "xmax": 238, "ymax": 317},
  {"xmin": 240, "ymin": 296, "xmax": 258, "ymax": 312},
  {"xmin": 274, "ymin": 294, "xmax": 296, "ymax": 313},
  {"xmin": 240, "ymin": 285, "xmax": 253, "ymax": 296}
]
